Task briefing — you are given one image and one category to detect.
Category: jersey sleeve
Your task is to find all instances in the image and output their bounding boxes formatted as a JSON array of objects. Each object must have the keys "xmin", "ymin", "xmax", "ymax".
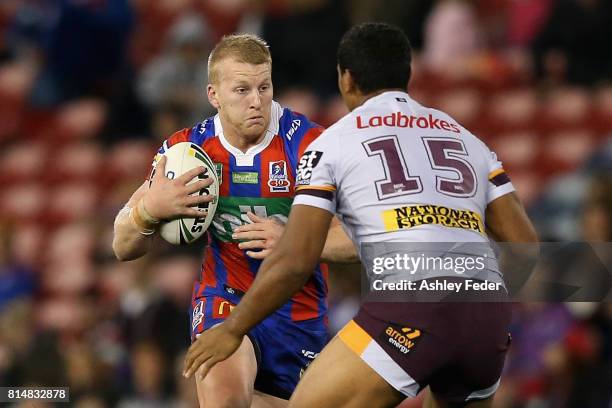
[
  {"xmin": 293, "ymin": 131, "xmax": 339, "ymax": 214},
  {"xmin": 483, "ymin": 145, "xmax": 515, "ymax": 204},
  {"xmin": 146, "ymin": 127, "xmax": 192, "ymax": 181},
  {"xmin": 278, "ymin": 108, "xmax": 325, "ymax": 174},
  {"xmin": 146, "ymin": 117, "xmax": 216, "ymax": 181},
  {"xmin": 297, "ymin": 126, "xmax": 324, "ymax": 159}
]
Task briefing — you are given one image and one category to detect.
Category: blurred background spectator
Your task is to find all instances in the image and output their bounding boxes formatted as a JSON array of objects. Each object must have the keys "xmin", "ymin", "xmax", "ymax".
[
  {"xmin": 137, "ymin": 15, "xmax": 214, "ymax": 139},
  {"xmin": 26, "ymin": 0, "xmax": 135, "ymax": 108},
  {"xmin": 532, "ymin": 0, "xmax": 612, "ymax": 86},
  {"xmin": 0, "ymin": 1, "xmax": 611, "ymax": 407}
]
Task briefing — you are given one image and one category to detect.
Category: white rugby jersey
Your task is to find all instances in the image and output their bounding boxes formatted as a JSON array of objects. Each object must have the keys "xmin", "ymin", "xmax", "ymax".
[{"xmin": 293, "ymin": 91, "xmax": 515, "ymax": 247}]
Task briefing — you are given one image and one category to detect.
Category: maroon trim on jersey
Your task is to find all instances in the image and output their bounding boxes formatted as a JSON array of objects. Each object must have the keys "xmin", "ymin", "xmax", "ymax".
[
  {"xmin": 490, "ymin": 172, "xmax": 511, "ymax": 187},
  {"xmin": 295, "ymin": 188, "xmax": 334, "ymax": 200}
]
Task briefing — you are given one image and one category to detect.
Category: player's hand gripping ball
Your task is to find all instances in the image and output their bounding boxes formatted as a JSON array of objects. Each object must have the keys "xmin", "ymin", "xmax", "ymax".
[{"xmin": 150, "ymin": 142, "xmax": 219, "ymax": 245}]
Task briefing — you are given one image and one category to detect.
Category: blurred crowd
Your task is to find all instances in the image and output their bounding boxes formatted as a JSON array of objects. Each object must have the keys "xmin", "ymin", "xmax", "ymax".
[{"xmin": 0, "ymin": 0, "xmax": 611, "ymax": 407}]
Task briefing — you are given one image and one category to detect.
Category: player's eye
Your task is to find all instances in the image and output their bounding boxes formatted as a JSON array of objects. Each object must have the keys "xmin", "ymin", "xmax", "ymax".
[
  {"xmin": 259, "ymin": 85, "xmax": 270, "ymax": 92},
  {"xmin": 235, "ymin": 88, "xmax": 247, "ymax": 94}
]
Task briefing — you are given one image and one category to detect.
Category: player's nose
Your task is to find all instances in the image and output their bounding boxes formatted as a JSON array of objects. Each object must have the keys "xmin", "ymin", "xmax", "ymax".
[{"xmin": 250, "ymin": 89, "xmax": 262, "ymax": 109}]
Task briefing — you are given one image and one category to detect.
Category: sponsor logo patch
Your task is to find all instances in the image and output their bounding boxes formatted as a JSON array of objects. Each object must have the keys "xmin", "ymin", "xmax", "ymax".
[
  {"xmin": 197, "ymin": 119, "xmax": 209, "ymax": 134},
  {"xmin": 223, "ymin": 284, "xmax": 245, "ymax": 297},
  {"xmin": 299, "ymin": 349, "xmax": 318, "ymax": 379},
  {"xmin": 285, "ymin": 119, "xmax": 301, "ymax": 141},
  {"xmin": 356, "ymin": 112, "xmax": 460, "ymax": 133},
  {"xmin": 296, "ymin": 151, "xmax": 323, "ymax": 186},
  {"xmin": 212, "ymin": 297, "xmax": 235, "ymax": 319},
  {"xmin": 382, "ymin": 204, "xmax": 484, "ymax": 234},
  {"xmin": 379, "ymin": 324, "xmax": 421, "ymax": 355},
  {"xmin": 215, "ymin": 163, "xmax": 223, "ymax": 184},
  {"xmin": 301, "ymin": 349, "xmax": 319, "ymax": 359},
  {"xmin": 232, "ymin": 172, "xmax": 259, "ymax": 184},
  {"xmin": 192, "ymin": 299, "xmax": 205, "ymax": 331}
]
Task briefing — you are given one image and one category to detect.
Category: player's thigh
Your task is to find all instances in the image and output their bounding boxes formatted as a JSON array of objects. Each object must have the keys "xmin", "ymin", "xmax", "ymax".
[
  {"xmin": 195, "ymin": 335, "xmax": 258, "ymax": 408},
  {"xmin": 423, "ymin": 390, "xmax": 493, "ymax": 408},
  {"xmin": 252, "ymin": 390, "xmax": 288, "ymax": 408},
  {"xmin": 288, "ymin": 336, "xmax": 405, "ymax": 408}
]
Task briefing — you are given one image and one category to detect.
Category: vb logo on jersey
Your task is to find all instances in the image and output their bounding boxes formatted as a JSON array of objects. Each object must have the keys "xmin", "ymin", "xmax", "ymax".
[
  {"xmin": 296, "ymin": 151, "xmax": 323, "ymax": 186},
  {"xmin": 268, "ymin": 160, "xmax": 290, "ymax": 192}
]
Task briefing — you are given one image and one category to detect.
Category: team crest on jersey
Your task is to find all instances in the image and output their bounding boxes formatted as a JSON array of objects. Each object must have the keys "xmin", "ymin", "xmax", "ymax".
[{"xmin": 268, "ymin": 160, "xmax": 290, "ymax": 192}]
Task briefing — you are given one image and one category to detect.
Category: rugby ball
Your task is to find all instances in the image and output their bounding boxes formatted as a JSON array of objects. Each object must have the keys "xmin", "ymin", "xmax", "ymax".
[{"xmin": 151, "ymin": 142, "xmax": 219, "ymax": 245}]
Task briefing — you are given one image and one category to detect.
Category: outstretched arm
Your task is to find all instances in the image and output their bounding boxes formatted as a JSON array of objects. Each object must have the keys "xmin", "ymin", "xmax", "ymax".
[{"xmin": 183, "ymin": 204, "xmax": 333, "ymax": 379}]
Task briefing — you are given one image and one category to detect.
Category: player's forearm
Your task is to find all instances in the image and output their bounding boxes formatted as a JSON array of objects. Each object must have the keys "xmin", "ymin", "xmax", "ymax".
[
  {"xmin": 112, "ymin": 181, "xmax": 159, "ymax": 261},
  {"xmin": 112, "ymin": 206, "xmax": 153, "ymax": 261},
  {"xmin": 321, "ymin": 222, "xmax": 359, "ymax": 263},
  {"xmin": 486, "ymin": 193, "xmax": 540, "ymax": 294}
]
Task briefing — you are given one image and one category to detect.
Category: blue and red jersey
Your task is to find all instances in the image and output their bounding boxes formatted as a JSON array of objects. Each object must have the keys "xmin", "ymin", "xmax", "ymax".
[{"xmin": 157, "ymin": 102, "xmax": 328, "ymax": 324}]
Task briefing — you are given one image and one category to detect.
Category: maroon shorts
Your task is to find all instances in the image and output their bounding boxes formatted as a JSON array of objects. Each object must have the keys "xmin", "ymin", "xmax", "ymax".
[{"xmin": 338, "ymin": 300, "xmax": 512, "ymax": 403}]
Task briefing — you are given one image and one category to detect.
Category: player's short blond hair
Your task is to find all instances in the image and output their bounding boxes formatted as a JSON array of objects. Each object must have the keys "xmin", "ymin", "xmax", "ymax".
[{"xmin": 207, "ymin": 34, "xmax": 272, "ymax": 84}]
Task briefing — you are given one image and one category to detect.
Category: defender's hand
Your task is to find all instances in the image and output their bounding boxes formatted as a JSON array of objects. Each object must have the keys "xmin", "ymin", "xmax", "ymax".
[
  {"xmin": 144, "ymin": 155, "xmax": 215, "ymax": 220},
  {"xmin": 233, "ymin": 212, "xmax": 285, "ymax": 259},
  {"xmin": 183, "ymin": 323, "xmax": 243, "ymax": 381}
]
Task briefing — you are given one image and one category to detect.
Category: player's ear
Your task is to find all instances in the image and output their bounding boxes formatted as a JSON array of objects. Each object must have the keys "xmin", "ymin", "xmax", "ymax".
[
  {"xmin": 207, "ymin": 84, "xmax": 220, "ymax": 109},
  {"xmin": 338, "ymin": 66, "xmax": 356, "ymax": 95}
]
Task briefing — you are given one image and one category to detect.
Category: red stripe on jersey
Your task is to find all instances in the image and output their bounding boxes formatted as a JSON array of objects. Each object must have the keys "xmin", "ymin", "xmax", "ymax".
[
  {"xmin": 298, "ymin": 127, "xmax": 324, "ymax": 159},
  {"xmin": 218, "ymin": 241, "xmax": 254, "ymax": 293},
  {"xmin": 202, "ymin": 244, "xmax": 217, "ymax": 290},
  {"xmin": 290, "ymin": 274, "xmax": 321, "ymax": 321},
  {"xmin": 166, "ymin": 128, "xmax": 191, "ymax": 147},
  {"xmin": 320, "ymin": 262, "xmax": 329, "ymax": 286},
  {"xmin": 203, "ymin": 137, "xmax": 230, "ymax": 196},
  {"xmin": 260, "ymin": 136, "xmax": 294, "ymax": 199}
]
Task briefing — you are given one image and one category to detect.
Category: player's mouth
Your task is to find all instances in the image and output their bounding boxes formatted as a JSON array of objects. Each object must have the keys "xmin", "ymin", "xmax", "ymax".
[{"xmin": 246, "ymin": 116, "xmax": 264, "ymax": 125}]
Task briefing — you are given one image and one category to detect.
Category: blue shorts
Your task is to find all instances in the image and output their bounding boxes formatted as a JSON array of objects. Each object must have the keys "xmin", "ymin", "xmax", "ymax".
[{"xmin": 190, "ymin": 290, "xmax": 328, "ymax": 399}]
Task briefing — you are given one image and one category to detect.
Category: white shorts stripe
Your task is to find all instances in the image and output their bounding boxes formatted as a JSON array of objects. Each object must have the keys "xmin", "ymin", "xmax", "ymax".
[
  {"xmin": 465, "ymin": 378, "xmax": 501, "ymax": 401},
  {"xmin": 360, "ymin": 339, "xmax": 420, "ymax": 397}
]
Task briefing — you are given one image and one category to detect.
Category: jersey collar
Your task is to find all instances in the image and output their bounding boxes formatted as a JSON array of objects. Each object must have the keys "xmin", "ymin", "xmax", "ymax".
[
  {"xmin": 214, "ymin": 101, "xmax": 282, "ymax": 166},
  {"xmin": 362, "ymin": 90, "xmax": 414, "ymax": 109}
]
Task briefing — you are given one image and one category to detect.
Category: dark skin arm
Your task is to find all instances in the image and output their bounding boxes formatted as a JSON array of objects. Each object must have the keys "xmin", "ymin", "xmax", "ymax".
[
  {"xmin": 183, "ymin": 204, "xmax": 333, "ymax": 379},
  {"xmin": 485, "ymin": 192, "xmax": 538, "ymax": 243},
  {"xmin": 485, "ymin": 192, "xmax": 539, "ymax": 294}
]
